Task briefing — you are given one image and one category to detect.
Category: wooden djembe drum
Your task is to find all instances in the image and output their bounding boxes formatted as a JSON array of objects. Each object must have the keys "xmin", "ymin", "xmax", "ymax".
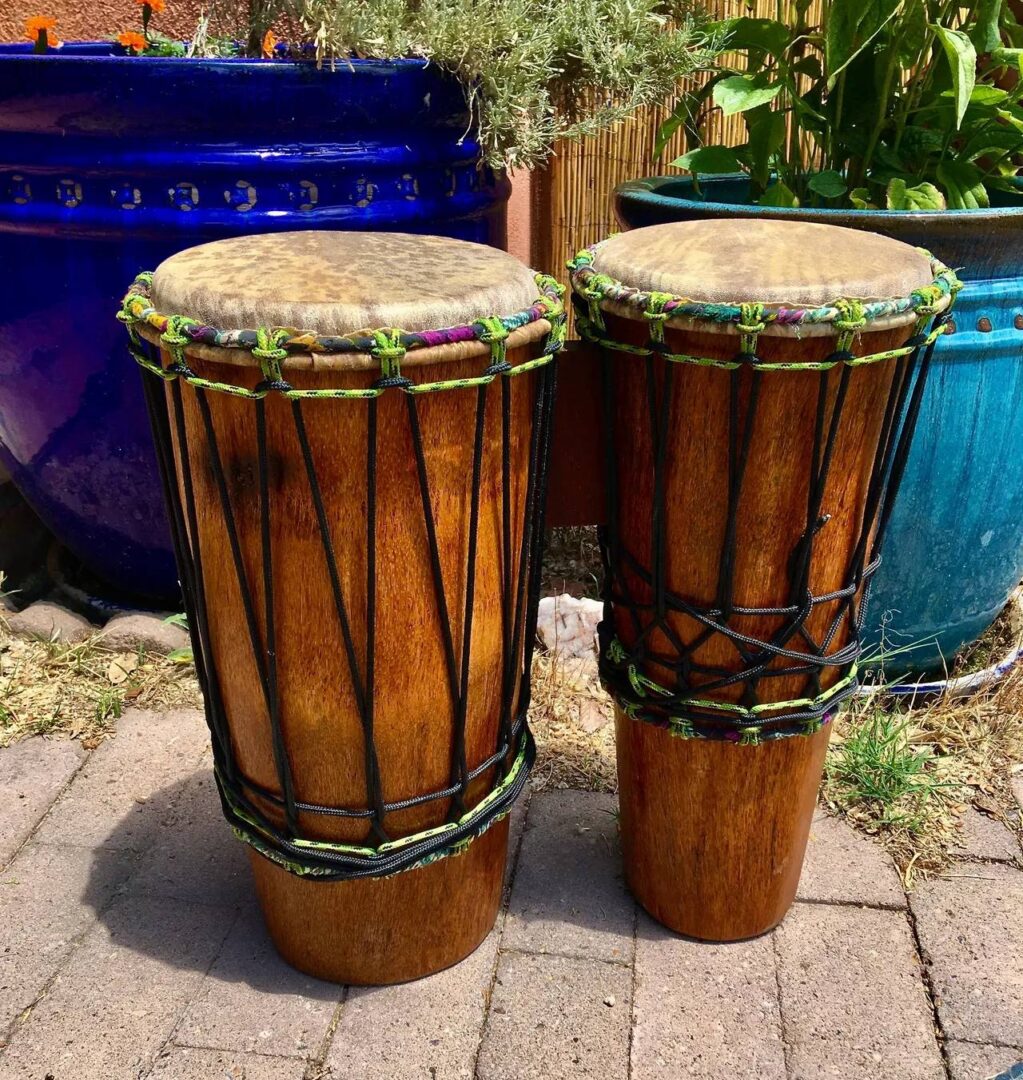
[
  {"xmin": 119, "ymin": 231, "xmax": 564, "ymax": 984},
  {"xmin": 570, "ymin": 220, "xmax": 959, "ymax": 941}
]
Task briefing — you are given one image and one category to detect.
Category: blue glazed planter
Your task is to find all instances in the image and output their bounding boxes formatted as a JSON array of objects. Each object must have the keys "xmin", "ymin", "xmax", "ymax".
[
  {"xmin": 615, "ymin": 174, "xmax": 1023, "ymax": 676},
  {"xmin": 0, "ymin": 43, "xmax": 509, "ymax": 603}
]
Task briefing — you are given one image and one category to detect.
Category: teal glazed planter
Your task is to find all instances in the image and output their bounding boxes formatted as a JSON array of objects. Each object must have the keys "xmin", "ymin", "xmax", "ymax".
[
  {"xmin": 614, "ymin": 174, "xmax": 1023, "ymax": 676},
  {"xmin": 0, "ymin": 44, "xmax": 509, "ymax": 602}
]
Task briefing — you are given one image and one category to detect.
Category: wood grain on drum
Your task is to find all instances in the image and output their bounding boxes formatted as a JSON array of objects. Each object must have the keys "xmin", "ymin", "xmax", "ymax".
[{"xmin": 164, "ymin": 346, "xmax": 539, "ymax": 982}]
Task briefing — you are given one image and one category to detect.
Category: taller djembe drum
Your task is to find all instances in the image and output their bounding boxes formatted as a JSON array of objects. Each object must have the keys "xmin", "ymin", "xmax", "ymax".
[
  {"xmin": 119, "ymin": 232, "xmax": 564, "ymax": 983},
  {"xmin": 570, "ymin": 220, "xmax": 959, "ymax": 941}
]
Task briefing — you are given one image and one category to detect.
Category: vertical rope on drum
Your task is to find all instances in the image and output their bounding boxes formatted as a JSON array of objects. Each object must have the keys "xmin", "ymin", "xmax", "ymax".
[
  {"xmin": 451, "ymin": 383, "xmax": 489, "ymax": 817},
  {"xmin": 495, "ymin": 376, "xmax": 515, "ymax": 782},
  {"xmin": 518, "ymin": 362, "xmax": 559, "ymax": 716},
  {"xmin": 166, "ymin": 378, "xmax": 236, "ymax": 786},
  {"xmin": 405, "ymin": 394, "xmax": 462, "ymax": 730},
  {"xmin": 195, "ymin": 389, "xmax": 299, "ymax": 836},
  {"xmin": 254, "ymin": 398, "xmax": 293, "ymax": 832},
  {"xmin": 364, "ymin": 398, "xmax": 389, "ymax": 840},
  {"xmin": 139, "ymin": 364, "xmax": 232, "ymax": 783},
  {"xmin": 290, "ymin": 400, "xmax": 386, "ymax": 842},
  {"xmin": 833, "ymin": 344, "xmax": 921, "ymax": 645}
]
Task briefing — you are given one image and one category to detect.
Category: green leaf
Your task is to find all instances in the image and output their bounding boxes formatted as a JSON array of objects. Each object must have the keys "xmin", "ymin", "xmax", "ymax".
[
  {"xmin": 886, "ymin": 177, "xmax": 947, "ymax": 210},
  {"xmin": 849, "ymin": 187, "xmax": 878, "ymax": 209},
  {"xmin": 825, "ymin": 0, "xmax": 902, "ymax": 86},
  {"xmin": 712, "ymin": 75, "xmax": 783, "ymax": 117},
  {"xmin": 969, "ymin": 0, "xmax": 1003, "ymax": 54},
  {"xmin": 990, "ymin": 47, "xmax": 1023, "ymax": 72},
  {"xmin": 711, "ymin": 17, "xmax": 792, "ymax": 58},
  {"xmin": 931, "ymin": 25, "xmax": 978, "ymax": 127},
  {"xmin": 745, "ymin": 105, "xmax": 787, "ymax": 188},
  {"xmin": 937, "ymin": 161, "xmax": 991, "ymax": 209},
  {"xmin": 808, "ymin": 170, "xmax": 848, "ymax": 199},
  {"xmin": 758, "ymin": 181, "xmax": 800, "ymax": 207},
  {"xmin": 671, "ymin": 145, "xmax": 744, "ymax": 175}
]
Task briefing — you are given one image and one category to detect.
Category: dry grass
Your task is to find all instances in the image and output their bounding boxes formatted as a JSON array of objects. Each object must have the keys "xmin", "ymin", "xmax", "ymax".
[
  {"xmin": 0, "ymin": 618, "xmax": 201, "ymax": 750},
  {"xmin": 824, "ymin": 627, "xmax": 1023, "ymax": 886},
  {"xmin": 540, "ymin": 526, "xmax": 602, "ymax": 600},
  {"xmin": 528, "ymin": 651, "xmax": 617, "ymax": 793}
]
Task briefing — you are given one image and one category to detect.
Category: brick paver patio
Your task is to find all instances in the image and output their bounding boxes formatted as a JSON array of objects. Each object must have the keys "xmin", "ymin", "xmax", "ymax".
[{"xmin": 1, "ymin": 707, "xmax": 1021, "ymax": 1080}]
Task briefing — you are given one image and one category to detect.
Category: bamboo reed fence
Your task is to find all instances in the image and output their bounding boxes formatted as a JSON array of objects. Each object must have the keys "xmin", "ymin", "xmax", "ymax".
[{"xmin": 531, "ymin": 0, "xmax": 822, "ymax": 313}]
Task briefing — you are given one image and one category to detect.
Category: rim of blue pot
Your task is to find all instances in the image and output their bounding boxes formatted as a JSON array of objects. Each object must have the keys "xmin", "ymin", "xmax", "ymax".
[
  {"xmin": 0, "ymin": 40, "xmax": 435, "ymax": 69},
  {"xmin": 617, "ymin": 173, "xmax": 1023, "ymax": 226}
]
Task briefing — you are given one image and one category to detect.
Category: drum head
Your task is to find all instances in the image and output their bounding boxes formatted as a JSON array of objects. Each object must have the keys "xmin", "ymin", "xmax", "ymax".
[
  {"xmin": 591, "ymin": 219, "xmax": 937, "ymax": 309},
  {"xmin": 150, "ymin": 230, "xmax": 542, "ymax": 337}
]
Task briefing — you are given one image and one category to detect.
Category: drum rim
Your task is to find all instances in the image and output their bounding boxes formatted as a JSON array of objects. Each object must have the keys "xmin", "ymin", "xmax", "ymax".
[
  {"xmin": 568, "ymin": 241, "xmax": 960, "ymax": 339},
  {"xmin": 119, "ymin": 270, "xmax": 565, "ymax": 378}
]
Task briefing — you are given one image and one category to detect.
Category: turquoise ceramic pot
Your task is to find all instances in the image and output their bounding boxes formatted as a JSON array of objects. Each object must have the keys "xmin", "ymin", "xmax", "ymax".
[{"xmin": 614, "ymin": 174, "xmax": 1023, "ymax": 676}]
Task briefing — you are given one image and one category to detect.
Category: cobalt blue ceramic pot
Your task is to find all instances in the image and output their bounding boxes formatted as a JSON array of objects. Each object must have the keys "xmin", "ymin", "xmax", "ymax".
[
  {"xmin": 0, "ymin": 43, "xmax": 509, "ymax": 603},
  {"xmin": 615, "ymin": 174, "xmax": 1023, "ymax": 677}
]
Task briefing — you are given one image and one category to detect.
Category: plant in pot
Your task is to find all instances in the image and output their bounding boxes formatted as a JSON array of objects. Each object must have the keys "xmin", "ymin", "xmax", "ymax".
[
  {"xmin": 615, "ymin": 0, "xmax": 1023, "ymax": 678},
  {"xmin": 0, "ymin": 0, "xmax": 709, "ymax": 605}
]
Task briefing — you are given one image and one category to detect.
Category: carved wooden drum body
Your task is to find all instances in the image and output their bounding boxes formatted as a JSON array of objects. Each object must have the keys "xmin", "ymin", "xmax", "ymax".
[
  {"xmin": 570, "ymin": 220, "xmax": 959, "ymax": 941},
  {"xmin": 120, "ymin": 232, "xmax": 565, "ymax": 983}
]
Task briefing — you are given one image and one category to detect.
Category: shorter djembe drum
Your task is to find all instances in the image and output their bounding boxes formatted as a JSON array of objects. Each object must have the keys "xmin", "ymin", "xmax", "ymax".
[
  {"xmin": 570, "ymin": 220, "xmax": 959, "ymax": 941},
  {"xmin": 119, "ymin": 232, "xmax": 564, "ymax": 983}
]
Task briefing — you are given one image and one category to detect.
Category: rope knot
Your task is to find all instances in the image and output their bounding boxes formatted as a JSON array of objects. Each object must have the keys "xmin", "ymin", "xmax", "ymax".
[{"xmin": 370, "ymin": 329, "xmax": 407, "ymax": 380}]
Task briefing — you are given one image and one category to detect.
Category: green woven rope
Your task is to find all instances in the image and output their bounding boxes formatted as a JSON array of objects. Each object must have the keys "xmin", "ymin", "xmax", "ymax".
[{"xmin": 118, "ymin": 271, "xmax": 566, "ymax": 399}]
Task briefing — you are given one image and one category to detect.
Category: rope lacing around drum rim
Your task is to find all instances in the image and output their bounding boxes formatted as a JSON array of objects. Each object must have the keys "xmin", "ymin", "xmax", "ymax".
[
  {"xmin": 117, "ymin": 271, "xmax": 567, "ymax": 399},
  {"xmin": 567, "ymin": 241, "xmax": 961, "ymax": 372}
]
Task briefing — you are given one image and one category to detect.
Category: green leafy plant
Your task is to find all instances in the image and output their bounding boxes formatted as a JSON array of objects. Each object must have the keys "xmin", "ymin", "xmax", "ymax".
[
  {"xmin": 182, "ymin": 0, "xmax": 713, "ymax": 169},
  {"xmin": 661, "ymin": 0, "xmax": 1023, "ymax": 210}
]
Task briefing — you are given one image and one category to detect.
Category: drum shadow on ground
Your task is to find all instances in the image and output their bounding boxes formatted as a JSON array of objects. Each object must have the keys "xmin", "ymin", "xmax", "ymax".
[{"xmin": 83, "ymin": 768, "xmax": 339, "ymax": 999}]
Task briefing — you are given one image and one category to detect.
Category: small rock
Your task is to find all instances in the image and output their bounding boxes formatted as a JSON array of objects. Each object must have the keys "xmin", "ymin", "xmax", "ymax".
[
  {"xmin": 6, "ymin": 601, "xmax": 95, "ymax": 643},
  {"xmin": 536, "ymin": 594, "xmax": 603, "ymax": 659},
  {"xmin": 578, "ymin": 697, "xmax": 611, "ymax": 734},
  {"xmin": 98, "ymin": 612, "xmax": 190, "ymax": 656},
  {"xmin": 603, "ymin": 994, "xmax": 616, "ymax": 1007}
]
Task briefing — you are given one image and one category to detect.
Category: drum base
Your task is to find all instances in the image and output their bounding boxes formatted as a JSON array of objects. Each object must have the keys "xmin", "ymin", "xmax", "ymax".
[
  {"xmin": 615, "ymin": 708, "xmax": 830, "ymax": 942},
  {"xmin": 248, "ymin": 816, "xmax": 509, "ymax": 985}
]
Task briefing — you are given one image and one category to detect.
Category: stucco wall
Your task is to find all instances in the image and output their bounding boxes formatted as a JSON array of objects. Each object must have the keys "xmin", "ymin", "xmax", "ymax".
[{"xmin": 0, "ymin": 0, "xmax": 204, "ymax": 44}]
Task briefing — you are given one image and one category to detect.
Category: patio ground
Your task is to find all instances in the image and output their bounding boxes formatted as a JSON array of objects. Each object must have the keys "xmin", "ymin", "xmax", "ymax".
[{"xmin": 0, "ymin": 706, "xmax": 1021, "ymax": 1080}]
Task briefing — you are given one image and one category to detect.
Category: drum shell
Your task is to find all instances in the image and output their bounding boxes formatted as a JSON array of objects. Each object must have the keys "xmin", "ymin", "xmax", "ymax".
[
  {"xmin": 601, "ymin": 313, "xmax": 913, "ymax": 706},
  {"xmin": 600, "ymin": 312, "xmax": 916, "ymax": 941},
  {"xmin": 157, "ymin": 340, "xmax": 544, "ymax": 980}
]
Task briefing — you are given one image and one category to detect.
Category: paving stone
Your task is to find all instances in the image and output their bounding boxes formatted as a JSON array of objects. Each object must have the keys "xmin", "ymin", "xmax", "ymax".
[
  {"xmin": 946, "ymin": 1041, "xmax": 1023, "ymax": 1080},
  {"xmin": 0, "ymin": 736, "xmax": 86, "ymax": 866},
  {"xmin": 150, "ymin": 1045, "xmax": 307, "ymax": 1078},
  {"xmin": 503, "ymin": 791, "xmax": 531, "ymax": 897},
  {"xmin": 125, "ymin": 765, "xmax": 251, "ymax": 908},
  {"xmin": 477, "ymin": 951, "xmax": 631, "ymax": 1080},
  {"xmin": 0, "ymin": 893, "xmax": 234, "ymax": 1079},
  {"xmin": 175, "ymin": 905, "xmax": 340, "ymax": 1060},
  {"xmin": 33, "ymin": 708, "xmax": 208, "ymax": 851},
  {"xmin": 326, "ymin": 924, "xmax": 499, "ymax": 1079},
  {"xmin": 503, "ymin": 790, "xmax": 634, "ymax": 963},
  {"xmin": 951, "ymin": 808, "xmax": 1021, "ymax": 863},
  {"xmin": 797, "ymin": 810, "xmax": 906, "ymax": 908},
  {"xmin": 631, "ymin": 914, "xmax": 785, "ymax": 1079},
  {"xmin": 0, "ymin": 841, "xmax": 135, "ymax": 1031},
  {"xmin": 98, "ymin": 612, "xmax": 190, "ymax": 656},
  {"xmin": 6, "ymin": 601, "xmax": 95, "ymax": 644},
  {"xmin": 775, "ymin": 902, "xmax": 944, "ymax": 1080},
  {"xmin": 911, "ymin": 863, "xmax": 1023, "ymax": 1045}
]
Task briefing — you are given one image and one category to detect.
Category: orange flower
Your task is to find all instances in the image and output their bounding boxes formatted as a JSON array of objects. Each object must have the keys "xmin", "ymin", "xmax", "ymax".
[
  {"xmin": 135, "ymin": 0, "xmax": 165, "ymax": 10},
  {"xmin": 24, "ymin": 15, "xmax": 60, "ymax": 48},
  {"xmin": 261, "ymin": 29, "xmax": 277, "ymax": 59},
  {"xmin": 117, "ymin": 30, "xmax": 147, "ymax": 52}
]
